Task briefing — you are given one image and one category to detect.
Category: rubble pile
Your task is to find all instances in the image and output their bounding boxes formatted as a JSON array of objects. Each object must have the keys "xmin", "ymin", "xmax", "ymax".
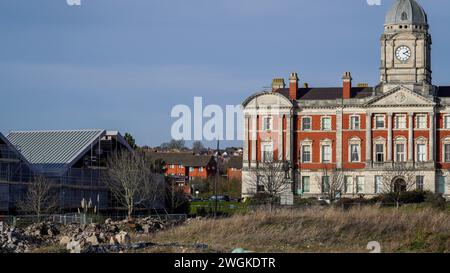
[
  {"xmin": 0, "ymin": 216, "xmax": 185, "ymax": 253},
  {"xmin": 0, "ymin": 223, "xmax": 38, "ymax": 253}
]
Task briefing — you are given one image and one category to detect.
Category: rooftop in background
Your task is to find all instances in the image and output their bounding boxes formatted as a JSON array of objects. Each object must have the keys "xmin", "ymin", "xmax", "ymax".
[{"xmin": 147, "ymin": 151, "xmax": 214, "ymax": 167}]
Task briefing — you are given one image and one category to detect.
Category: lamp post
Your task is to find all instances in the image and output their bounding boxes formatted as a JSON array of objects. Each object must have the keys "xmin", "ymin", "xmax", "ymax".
[{"xmin": 214, "ymin": 140, "xmax": 219, "ymax": 218}]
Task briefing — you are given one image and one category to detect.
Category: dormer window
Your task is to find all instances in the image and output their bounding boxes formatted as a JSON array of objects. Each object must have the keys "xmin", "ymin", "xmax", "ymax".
[{"xmin": 401, "ymin": 12, "xmax": 408, "ymax": 21}]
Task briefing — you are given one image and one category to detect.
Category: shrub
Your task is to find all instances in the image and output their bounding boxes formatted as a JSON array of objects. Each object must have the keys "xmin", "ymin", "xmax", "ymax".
[
  {"xmin": 375, "ymin": 190, "xmax": 427, "ymax": 206},
  {"xmin": 424, "ymin": 192, "xmax": 447, "ymax": 210},
  {"xmin": 399, "ymin": 190, "xmax": 426, "ymax": 204},
  {"xmin": 294, "ymin": 197, "xmax": 318, "ymax": 206},
  {"xmin": 333, "ymin": 197, "xmax": 372, "ymax": 208},
  {"xmin": 246, "ymin": 193, "xmax": 279, "ymax": 206}
]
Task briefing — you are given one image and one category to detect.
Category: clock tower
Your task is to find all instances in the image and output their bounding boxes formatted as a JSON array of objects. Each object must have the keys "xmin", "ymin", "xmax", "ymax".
[{"xmin": 380, "ymin": 0, "xmax": 433, "ymax": 95}]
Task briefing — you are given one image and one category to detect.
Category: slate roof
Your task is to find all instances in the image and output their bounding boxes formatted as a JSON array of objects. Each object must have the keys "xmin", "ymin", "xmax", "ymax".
[
  {"xmin": 274, "ymin": 87, "xmax": 374, "ymax": 101},
  {"xmin": 148, "ymin": 152, "xmax": 214, "ymax": 167},
  {"xmin": 437, "ymin": 86, "xmax": 450, "ymax": 98},
  {"xmin": 6, "ymin": 130, "xmax": 105, "ymax": 173}
]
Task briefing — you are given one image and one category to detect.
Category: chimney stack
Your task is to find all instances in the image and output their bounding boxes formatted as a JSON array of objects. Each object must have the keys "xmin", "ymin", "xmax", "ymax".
[
  {"xmin": 342, "ymin": 72, "xmax": 352, "ymax": 99},
  {"xmin": 289, "ymin": 72, "xmax": 299, "ymax": 101},
  {"xmin": 272, "ymin": 78, "xmax": 286, "ymax": 92}
]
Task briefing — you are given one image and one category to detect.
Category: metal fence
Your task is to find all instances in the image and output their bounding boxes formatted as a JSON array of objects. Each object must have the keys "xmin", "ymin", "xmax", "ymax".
[
  {"xmin": 0, "ymin": 213, "xmax": 94, "ymax": 227},
  {"xmin": 0, "ymin": 212, "xmax": 187, "ymax": 228}
]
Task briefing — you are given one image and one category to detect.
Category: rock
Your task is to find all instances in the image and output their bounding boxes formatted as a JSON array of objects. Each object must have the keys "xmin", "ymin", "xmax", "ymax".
[
  {"xmin": 109, "ymin": 236, "xmax": 117, "ymax": 245},
  {"xmin": 115, "ymin": 231, "xmax": 130, "ymax": 245},
  {"xmin": 59, "ymin": 236, "xmax": 71, "ymax": 246},
  {"xmin": 86, "ymin": 235, "xmax": 100, "ymax": 246},
  {"xmin": 66, "ymin": 240, "xmax": 81, "ymax": 254}
]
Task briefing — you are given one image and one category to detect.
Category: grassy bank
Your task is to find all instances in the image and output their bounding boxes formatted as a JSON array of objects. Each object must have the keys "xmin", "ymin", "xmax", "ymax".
[{"xmin": 147, "ymin": 206, "xmax": 450, "ymax": 253}]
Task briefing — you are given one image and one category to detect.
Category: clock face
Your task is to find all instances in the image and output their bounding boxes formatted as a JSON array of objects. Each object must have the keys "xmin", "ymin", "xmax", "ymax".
[{"xmin": 396, "ymin": 46, "xmax": 411, "ymax": 61}]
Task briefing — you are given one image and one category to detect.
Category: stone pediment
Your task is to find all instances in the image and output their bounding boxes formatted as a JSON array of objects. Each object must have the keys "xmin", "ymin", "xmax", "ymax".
[
  {"xmin": 366, "ymin": 86, "xmax": 435, "ymax": 107},
  {"xmin": 242, "ymin": 91, "xmax": 293, "ymax": 109}
]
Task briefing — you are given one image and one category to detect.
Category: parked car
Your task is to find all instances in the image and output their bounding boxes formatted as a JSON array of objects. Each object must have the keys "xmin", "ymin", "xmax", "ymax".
[
  {"xmin": 209, "ymin": 195, "xmax": 230, "ymax": 202},
  {"xmin": 317, "ymin": 196, "xmax": 331, "ymax": 204}
]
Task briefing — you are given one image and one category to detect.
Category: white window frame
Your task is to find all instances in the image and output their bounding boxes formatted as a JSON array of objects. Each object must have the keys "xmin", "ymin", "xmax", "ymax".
[
  {"xmin": 301, "ymin": 141, "xmax": 312, "ymax": 163},
  {"xmin": 301, "ymin": 176, "xmax": 311, "ymax": 193},
  {"xmin": 348, "ymin": 137, "xmax": 361, "ymax": 163},
  {"xmin": 416, "ymin": 114, "xmax": 428, "ymax": 129},
  {"xmin": 199, "ymin": 167, "xmax": 204, "ymax": 172},
  {"xmin": 356, "ymin": 176, "xmax": 365, "ymax": 194},
  {"xmin": 394, "ymin": 114, "xmax": 407, "ymax": 129},
  {"xmin": 302, "ymin": 116, "xmax": 312, "ymax": 131},
  {"xmin": 444, "ymin": 139, "xmax": 450, "ymax": 163},
  {"xmin": 344, "ymin": 176, "xmax": 354, "ymax": 194},
  {"xmin": 350, "ymin": 115, "xmax": 360, "ymax": 130},
  {"xmin": 373, "ymin": 138, "xmax": 386, "ymax": 163},
  {"xmin": 262, "ymin": 142, "xmax": 274, "ymax": 163},
  {"xmin": 320, "ymin": 140, "xmax": 332, "ymax": 163},
  {"xmin": 416, "ymin": 176, "xmax": 424, "ymax": 191},
  {"xmin": 375, "ymin": 176, "xmax": 383, "ymax": 194},
  {"xmin": 189, "ymin": 167, "xmax": 195, "ymax": 173},
  {"xmin": 445, "ymin": 115, "xmax": 450, "ymax": 129},
  {"xmin": 321, "ymin": 117, "xmax": 332, "ymax": 131},
  {"xmin": 375, "ymin": 115, "xmax": 385, "ymax": 129},
  {"xmin": 263, "ymin": 116, "xmax": 273, "ymax": 131},
  {"xmin": 415, "ymin": 137, "xmax": 428, "ymax": 162},
  {"xmin": 394, "ymin": 137, "xmax": 407, "ymax": 162}
]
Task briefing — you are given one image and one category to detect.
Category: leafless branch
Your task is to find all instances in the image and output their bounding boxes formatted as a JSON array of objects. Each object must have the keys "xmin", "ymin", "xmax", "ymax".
[
  {"xmin": 18, "ymin": 175, "xmax": 59, "ymax": 221},
  {"xmin": 104, "ymin": 151, "xmax": 165, "ymax": 219}
]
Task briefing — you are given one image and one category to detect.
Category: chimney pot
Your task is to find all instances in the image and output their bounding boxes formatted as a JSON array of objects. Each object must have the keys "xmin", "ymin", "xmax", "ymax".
[
  {"xmin": 289, "ymin": 72, "xmax": 299, "ymax": 100},
  {"xmin": 342, "ymin": 72, "xmax": 352, "ymax": 99},
  {"xmin": 272, "ymin": 78, "xmax": 286, "ymax": 91}
]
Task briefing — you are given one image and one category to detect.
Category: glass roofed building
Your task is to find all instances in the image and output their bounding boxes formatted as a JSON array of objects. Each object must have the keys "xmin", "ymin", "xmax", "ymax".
[{"xmin": 1, "ymin": 129, "xmax": 134, "ymax": 214}]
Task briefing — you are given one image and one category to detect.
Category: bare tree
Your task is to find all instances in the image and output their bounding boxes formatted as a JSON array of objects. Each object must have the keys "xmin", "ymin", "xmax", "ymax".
[
  {"xmin": 315, "ymin": 167, "xmax": 345, "ymax": 203},
  {"xmin": 18, "ymin": 175, "xmax": 58, "ymax": 222},
  {"xmin": 166, "ymin": 178, "xmax": 189, "ymax": 213},
  {"xmin": 104, "ymin": 151, "xmax": 165, "ymax": 219},
  {"xmin": 192, "ymin": 141, "xmax": 206, "ymax": 154},
  {"xmin": 249, "ymin": 160, "xmax": 291, "ymax": 210},
  {"xmin": 376, "ymin": 164, "xmax": 419, "ymax": 208}
]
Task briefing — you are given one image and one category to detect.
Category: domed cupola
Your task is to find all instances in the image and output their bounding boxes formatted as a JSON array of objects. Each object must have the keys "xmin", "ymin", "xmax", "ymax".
[{"xmin": 385, "ymin": 0, "xmax": 428, "ymax": 28}]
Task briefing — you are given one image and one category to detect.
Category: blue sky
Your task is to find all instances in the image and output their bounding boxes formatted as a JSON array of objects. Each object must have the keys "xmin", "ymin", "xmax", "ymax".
[{"xmin": 1, "ymin": 0, "xmax": 449, "ymax": 148}]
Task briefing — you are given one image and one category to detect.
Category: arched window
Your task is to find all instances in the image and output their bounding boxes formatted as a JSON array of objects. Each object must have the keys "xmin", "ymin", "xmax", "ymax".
[
  {"xmin": 348, "ymin": 137, "xmax": 361, "ymax": 163},
  {"xmin": 415, "ymin": 137, "xmax": 428, "ymax": 163}
]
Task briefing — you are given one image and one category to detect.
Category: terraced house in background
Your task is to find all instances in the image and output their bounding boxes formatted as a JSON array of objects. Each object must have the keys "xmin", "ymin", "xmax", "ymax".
[
  {"xmin": 0, "ymin": 129, "xmax": 133, "ymax": 214},
  {"xmin": 242, "ymin": 0, "xmax": 450, "ymax": 200},
  {"xmin": 147, "ymin": 151, "xmax": 216, "ymax": 195}
]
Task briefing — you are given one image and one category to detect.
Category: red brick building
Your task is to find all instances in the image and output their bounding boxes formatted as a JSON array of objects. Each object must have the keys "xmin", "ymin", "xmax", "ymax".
[
  {"xmin": 242, "ymin": 0, "xmax": 450, "ymax": 200},
  {"xmin": 226, "ymin": 156, "xmax": 243, "ymax": 181},
  {"xmin": 149, "ymin": 152, "xmax": 216, "ymax": 194}
]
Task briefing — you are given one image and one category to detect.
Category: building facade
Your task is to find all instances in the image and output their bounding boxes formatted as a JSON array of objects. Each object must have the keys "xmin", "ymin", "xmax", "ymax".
[
  {"xmin": 1, "ymin": 129, "xmax": 139, "ymax": 214},
  {"xmin": 147, "ymin": 151, "xmax": 216, "ymax": 194},
  {"xmin": 242, "ymin": 0, "xmax": 450, "ymax": 199}
]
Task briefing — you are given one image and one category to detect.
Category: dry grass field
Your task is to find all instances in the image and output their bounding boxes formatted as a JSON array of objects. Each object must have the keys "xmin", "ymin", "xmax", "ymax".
[{"xmin": 143, "ymin": 206, "xmax": 450, "ymax": 253}]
